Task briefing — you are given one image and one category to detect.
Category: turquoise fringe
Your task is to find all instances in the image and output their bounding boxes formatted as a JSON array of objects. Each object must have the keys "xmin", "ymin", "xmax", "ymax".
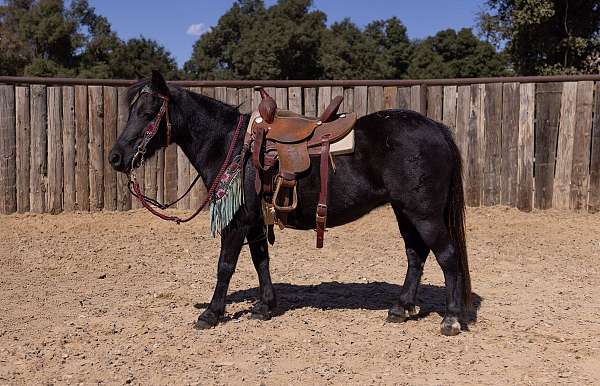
[{"xmin": 210, "ymin": 165, "xmax": 244, "ymax": 237}]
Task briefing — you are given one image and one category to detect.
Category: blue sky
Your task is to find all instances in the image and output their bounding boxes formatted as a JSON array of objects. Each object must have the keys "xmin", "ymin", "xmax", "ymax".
[{"xmin": 88, "ymin": 0, "xmax": 487, "ymax": 67}]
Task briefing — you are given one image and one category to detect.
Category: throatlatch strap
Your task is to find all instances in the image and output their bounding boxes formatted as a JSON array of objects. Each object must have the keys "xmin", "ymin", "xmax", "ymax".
[{"xmin": 316, "ymin": 135, "xmax": 330, "ymax": 248}]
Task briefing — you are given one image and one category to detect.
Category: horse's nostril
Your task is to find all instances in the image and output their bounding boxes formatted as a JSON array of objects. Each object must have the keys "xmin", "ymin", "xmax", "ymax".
[{"xmin": 110, "ymin": 151, "xmax": 122, "ymax": 167}]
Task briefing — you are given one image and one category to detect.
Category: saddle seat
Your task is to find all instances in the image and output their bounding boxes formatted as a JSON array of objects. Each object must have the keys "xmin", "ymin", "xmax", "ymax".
[{"xmin": 245, "ymin": 87, "xmax": 357, "ymax": 248}]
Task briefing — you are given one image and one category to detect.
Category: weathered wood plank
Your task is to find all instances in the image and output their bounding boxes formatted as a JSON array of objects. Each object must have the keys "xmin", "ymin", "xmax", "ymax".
[
  {"xmin": 88, "ymin": 86, "xmax": 104, "ymax": 211},
  {"xmin": 144, "ymin": 152, "xmax": 158, "ymax": 200},
  {"xmin": 397, "ymin": 87, "xmax": 411, "ymax": 110},
  {"xmin": 30, "ymin": 85, "xmax": 47, "ymax": 213},
  {"xmin": 332, "ymin": 86, "xmax": 344, "ymax": 101},
  {"xmin": 177, "ymin": 147, "xmax": 190, "ymax": 209},
  {"xmin": 482, "ymin": 83, "xmax": 502, "ymax": 206},
  {"xmin": 62, "ymin": 87, "xmax": 75, "ymax": 212},
  {"xmin": 318, "ymin": 86, "xmax": 332, "ymax": 117},
  {"xmin": 534, "ymin": 82, "xmax": 562, "ymax": 209},
  {"xmin": 465, "ymin": 84, "xmax": 484, "ymax": 207},
  {"xmin": 116, "ymin": 87, "xmax": 131, "ymax": 211},
  {"xmin": 215, "ymin": 87, "xmax": 227, "ymax": 103},
  {"xmin": 500, "ymin": 82, "xmax": 520, "ymax": 206},
  {"xmin": 103, "ymin": 86, "xmax": 118, "ymax": 210},
  {"xmin": 383, "ymin": 87, "xmax": 398, "ymax": 109},
  {"xmin": 157, "ymin": 149, "xmax": 165, "ymax": 203},
  {"xmin": 455, "ymin": 85, "xmax": 471, "ymax": 170},
  {"xmin": 589, "ymin": 82, "xmax": 600, "ymax": 213},
  {"xmin": 426, "ymin": 85, "xmax": 443, "ymax": 122},
  {"xmin": 187, "ymin": 87, "xmax": 203, "ymax": 210},
  {"xmin": 74, "ymin": 85, "xmax": 89, "ymax": 211},
  {"xmin": 47, "ymin": 87, "xmax": 63, "ymax": 214},
  {"xmin": 288, "ymin": 87, "xmax": 302, "ymax": 114},
  {"xmin": 304, "ymin": 88, "xmax": 317, "ymax": 117},
  {"xmin": 238, "ymin": 88, "xmax": 253, "ymax": 114},
  {"xmin": 343, "ymin": 88, "xmax": 354, "ymax": 113},
  {"xmin": 0, "ymin": 85, "xmax": 17, "ymax": 214},
  {"xmin": 367, "ymin": 86, "xmax": 384, "ymax": 114},
  {"xmin": 442, "ymin": 86, "xmax": 457, "ymax": 132},
  {"xmin": 226, "ymin": 87, "xmax": 238, "ymax": 106},
  {"xmin": 354, "ymin": 86, "xmax": 368, "ymax": 117},
  {"xmin": 552, "ymin": 82, "xmax": 577, "ymax": 209},
  {"xmin": 410, "ymin": 85, "xmax": 423, "ymax": 113},
  {"xmin": 15, "ymin": 86, "xmax": 30, "ymax": 213},
  {"xmin": 570, "ymin": 81, "xmax": 594, "ymax": 210},
  {"xmin": 517, "ymin": 83, "xmax": 535, "ymax": 212},
  {"xmin": 276, "ymin": 88, "xmax": 288, "ymax": 110},
  {"xmin": 252, "ymin": 87, "xmax": 261, "ymax": 112},
  {"xmin": 163, "ymin": 144, "xmax": 179, "ymax": 204}
]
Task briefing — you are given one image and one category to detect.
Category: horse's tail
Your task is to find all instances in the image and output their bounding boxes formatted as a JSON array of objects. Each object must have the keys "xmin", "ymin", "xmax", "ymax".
[{"xmin": 443, "ymin": 131, "xmax": 472, "ymax": 311}]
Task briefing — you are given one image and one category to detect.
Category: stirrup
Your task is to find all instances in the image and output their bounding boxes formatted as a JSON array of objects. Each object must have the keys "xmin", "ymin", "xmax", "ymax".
[{"xmin": 273, "ymin": 176, "xmax": 298, "ymax": 212}]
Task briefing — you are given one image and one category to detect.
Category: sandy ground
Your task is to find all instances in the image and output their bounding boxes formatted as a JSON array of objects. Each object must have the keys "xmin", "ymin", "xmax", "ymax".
[{"xmin": 1, "ymin": 206, "xmax": 599, "ymax": 385}]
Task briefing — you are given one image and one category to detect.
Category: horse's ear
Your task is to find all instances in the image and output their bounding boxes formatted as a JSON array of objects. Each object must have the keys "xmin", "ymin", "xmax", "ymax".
[{"xmin": 151, "ymin": 70, "xmax": 169, "ymax": 96}]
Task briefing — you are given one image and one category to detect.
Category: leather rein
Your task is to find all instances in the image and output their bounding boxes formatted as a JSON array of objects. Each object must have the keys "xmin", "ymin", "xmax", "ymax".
[{"xmin": 127, "ymin": 85, "xmax": 245, "ymax": 224}]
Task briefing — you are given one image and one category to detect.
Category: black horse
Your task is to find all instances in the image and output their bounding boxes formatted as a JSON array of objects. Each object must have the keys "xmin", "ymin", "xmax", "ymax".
[{"xmin": 109, "ymin": 71, "xmax": 472, "ymax": 336}]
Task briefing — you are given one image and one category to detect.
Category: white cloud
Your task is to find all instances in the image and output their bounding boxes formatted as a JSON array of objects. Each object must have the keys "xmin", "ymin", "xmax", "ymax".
[{"xmin": 186, "ymin": 23, "xmax": 209, "ymax": 36}]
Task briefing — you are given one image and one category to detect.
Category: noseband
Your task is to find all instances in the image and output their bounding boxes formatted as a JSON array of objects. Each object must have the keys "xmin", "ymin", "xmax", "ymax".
[{"xmin": 126, "ymin": 84, "xmax": 245, "ymax": 224}]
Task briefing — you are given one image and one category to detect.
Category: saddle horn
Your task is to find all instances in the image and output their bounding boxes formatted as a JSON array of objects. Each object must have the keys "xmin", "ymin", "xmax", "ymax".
[{"xmin": 254, "ymin": 86, "xmax": 277, "ymax": 124}]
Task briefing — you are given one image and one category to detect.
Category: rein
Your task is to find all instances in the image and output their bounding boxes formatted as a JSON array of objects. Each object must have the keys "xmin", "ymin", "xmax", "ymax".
[{"xmin": 127, "ymin": 85, "xmax": 246, "ymax": 224}]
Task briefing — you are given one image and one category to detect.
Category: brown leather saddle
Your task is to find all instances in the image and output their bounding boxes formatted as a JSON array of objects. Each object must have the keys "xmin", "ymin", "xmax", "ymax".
[{"xmin": 244, "ymin": 87, "xmax": 357, "ymax": 248}]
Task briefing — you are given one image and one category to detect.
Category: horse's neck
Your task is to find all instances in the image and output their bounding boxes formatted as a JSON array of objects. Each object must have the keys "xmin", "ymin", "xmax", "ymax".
[{"xmin": 173, "ymin": 91, "xmax": 245, "ymax": 185}]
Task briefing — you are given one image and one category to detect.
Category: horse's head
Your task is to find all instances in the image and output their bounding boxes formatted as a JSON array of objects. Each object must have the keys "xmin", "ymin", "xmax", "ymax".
[{"xmin": 109, "ymin": 70, "xmax": 172, "ymax": 173}]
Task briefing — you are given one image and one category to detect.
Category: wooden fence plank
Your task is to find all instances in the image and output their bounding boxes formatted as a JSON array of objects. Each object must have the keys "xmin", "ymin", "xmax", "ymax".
[
  {"xmin": 398, "ymin": 87, "xmax": 411, "ymax": 110},
  {"xmin": 318, "ymin": 86, "xmax": 332, "ymax": 117},
  {"xmin": 442, "ymin": 86, "xmax": 457, "ymax": 132},
  {"xmin": 144, "ymin": 153, "xmax": 158, "ymax": 200},
  {"xmin": 534, "ymin": 82, "xmax": 563, "ymax": 209},
  {"xmin": 426, "ymin": 85, "xmax": 443, "ymax": 122},
  {"xmin": 47, "ymin": 87, "xmax": 63, "ymax": 214},
  {"xmin": 163, "ymin": 144, "xmax": 179, "ymax": 204},
  {"xmin": 343, "ymin": 88, "xmax": 354, "ymax": 113},
  {"xmin": 215, "ymin": 87, "xmax": 227, "ymax": 103},
  {"xmin": 0, "ymin": 85, "xmax": 17, "ymax": 214},
  {"xmin": 226, "ymin": 87, "xmax": 238, "ymax": 106},
  {"xmin": 157, "ymin": 149, "xmax": 165, "ymax": 203},
  {"xmin": 74, "ymin": 85, "xmax": 89, "ymax": 211},
  {"xmin": 30, "ymin": 85, "xmax": 47, "ymax": 213},
  {"xmin": 589, "ymin": 82, "xmax": 600, "ymax": 213},
  {"xmin": 383, "ymin": 86, "xmax": 398, "ymax": 109},
  {"xmin": 276, "ymin": 88, "xmax": 288, "ymax": 110},
  {"xmin": 189, "ymin": 87, "xmax": 206, "ymax": 209},
  {"xmin": 252, "ymin": 87, "xmax": 261, "ymax": 112},
  {"xmin": 332, "ymin": 86, "xmax": 344, "ymax": 101},
  {"xmin": 354, "ymin": 86, "xmax": 368, "ymax": 117},
  {"xmin": 500, "ymin": 82, "xmax": 520, "ymax": 206},
  {"xmin": 367, "ymin": 86, "xmax": 384, "ymax": 114},
  {"xmin": 466, "ymin": 84, "xmax": 484, "ymax": 206},
  {"xmin": 410, "ymin": 85, "xmax": 422, "ymax": 113},
  {"xmin": 517, "ymin": 84, "xmax": 535, "ymax": 211},
  {"xmin": 238, "ymin": 88, "xmax": 253, "ymax": 114},
  {"xmin": 288, "ymin": 87, "xmax": 302, "ymax": 114},
  {"xmin": 304, "ymin": 88, "xmax": 317, "ymax": 117},
  {"xmin": 553, "ymin": 82, "xmax": 577, "ymax": 209},
  {"xmin": 177, "ymin": 147, "xmax": 190, "ymax": 209},
  {"xmin": 570, "ymin": 81, "xmax": 594, "ymax": 210},
  {"xmin": 103, "ymin": 86, "xmax": 118, "ymax": 210},
  {"xmin": 62, "ymin": 86, "xmax": 75, "ymax": 212},
  {"xmin": 15, "ymin": 86, "xmax": 30, "ymax": 213},
  {"xmin": 455, "ymin": 85, "xmax": 471, "ymax": 170},
  {"xmin": 482, "ymin": 83, "xmax": 502, "ymax": 206},
  {"xmin": 116, "ymin": 87, "xmax": 131, "ymax": 211},
  {"xmin": 88, "ymin": 86, "xmax": 104, "ymax": 211}
]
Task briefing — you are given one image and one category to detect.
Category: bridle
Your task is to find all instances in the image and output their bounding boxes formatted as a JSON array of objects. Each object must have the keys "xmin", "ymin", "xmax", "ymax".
[{"xmin": 127, "ymin": 84, "xmax": 245, "ymax": 224}]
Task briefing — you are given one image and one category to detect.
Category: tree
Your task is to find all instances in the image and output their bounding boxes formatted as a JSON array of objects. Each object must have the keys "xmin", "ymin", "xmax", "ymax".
[
  {"xmin": 407, "ymin": 28, "xmax": 509, "ymax": 78},
  {"xmin": 479, "ymin": 0, "xmax": 600, "ymax": 75},
  {"xmin": 185, "ymin": 0, "xmax": 327, "ymax": 80}
]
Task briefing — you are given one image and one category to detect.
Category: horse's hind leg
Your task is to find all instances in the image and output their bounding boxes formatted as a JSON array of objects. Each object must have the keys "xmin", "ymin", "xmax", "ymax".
[
  {"xmin": 387, "ymin": 205, "xmax": 430, "ymax": 323},
  {"xmin": 411, "ymin": 216, "xmax": 464, "ymax": 336},
  {"xmin": 247, "ymin": 224, "xmax": 277, "ymax": 320}
]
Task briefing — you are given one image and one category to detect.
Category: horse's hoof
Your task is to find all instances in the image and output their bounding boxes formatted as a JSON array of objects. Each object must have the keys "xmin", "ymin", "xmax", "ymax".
[
  {"xmin": 440, "ymin": 317, "xmax": 461, "ymax": 336},
  {"xmin": 386, "ymin": 304, "xmax": 409, "ymax": 323},
  {"xmin": 250, "ymin": 302, "xmax": 272, "ymax": 321},
  {"xmin": 194, "ymin": 319, "xmax": 215, "ymax": 330},
  {"xmin": 407, "ymin": 305, "xmax": 420, "ymax": 317}
]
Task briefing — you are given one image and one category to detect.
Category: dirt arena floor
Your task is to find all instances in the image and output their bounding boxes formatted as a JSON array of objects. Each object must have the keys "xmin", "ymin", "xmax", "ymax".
[{"xmin": 1, "ymin": 206, "xmax": 599, "ymax": 385}]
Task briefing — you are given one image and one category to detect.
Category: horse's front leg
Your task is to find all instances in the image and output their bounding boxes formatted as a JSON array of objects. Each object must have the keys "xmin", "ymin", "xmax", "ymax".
[
  {"xmin": 195, "ymin": 227, "xmax": 246, "ymax": 329},
  {"xmin": 247, "ymin": 224, "xmax": 277, "ymax": 320}
]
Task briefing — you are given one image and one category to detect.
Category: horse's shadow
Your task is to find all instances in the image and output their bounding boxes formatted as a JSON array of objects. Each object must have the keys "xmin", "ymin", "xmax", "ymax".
[{"xmin": 195, "ymin": 281, "xmax": 482, "ymax": 322}]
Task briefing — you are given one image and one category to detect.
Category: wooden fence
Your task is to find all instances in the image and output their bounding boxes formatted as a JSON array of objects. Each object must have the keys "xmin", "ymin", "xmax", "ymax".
[{"xmin": 0, "ymin": 78, "xmax": 599, "ymax": 214}]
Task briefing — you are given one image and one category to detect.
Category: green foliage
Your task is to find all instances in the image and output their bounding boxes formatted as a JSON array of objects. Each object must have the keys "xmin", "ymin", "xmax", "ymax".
[
  {"xmin": 480, "ymin": 0, "xmax": 600, "ymax": 75},
  {"xmin": 0, "ymin": 0, "xmax": 179, "ymax": 78},
  {"xmin": 407, "ymin": 28, "xmax": 509, "ymax": 78}
]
